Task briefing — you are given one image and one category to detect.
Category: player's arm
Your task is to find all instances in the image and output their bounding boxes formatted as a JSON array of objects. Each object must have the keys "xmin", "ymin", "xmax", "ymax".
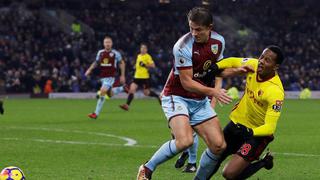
[
  {"xmin": 85, "ymin": 51, "xmax": 102, "ymax": 77},
  {"xmin": 115, "ymin": 50, "xmax": 126, "ymax": 84},
  {"xmin": 252, "ymin": 89, "xmax": 284, "ymax": 136},
  {"xmin": 85, "ymin": 61, "xmax": 97, "ymax": 77},
  {"xmin": 145, "ymin": 62, "xmax": 155, "ymax": 68},
  {"xmin": 140, "ymin": 55, "xmax": 155, "ymax": 68},
  {"xmin": 210, "ymin": 57, "xmax": 255, "ymax": 77},
  {"xmin": 119, "ymin": 59, "xmax": 126, "ymax": 84},
  {"xmin": 179, "ymin": 68, "xmax": 231, "ymax": 104},
  {"xmin": 210, "ymin": 77, "xmax": 222, "ymax": 108}
]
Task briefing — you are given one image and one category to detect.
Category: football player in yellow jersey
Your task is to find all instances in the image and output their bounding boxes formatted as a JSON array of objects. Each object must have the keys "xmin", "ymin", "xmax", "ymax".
[
  {"xmin": 120, "ymin": 44, "xmax": 160, "ymax": 111},
  {"xmin": 195, "ymin": 45, "xmax": 285, "ymax": 180}
]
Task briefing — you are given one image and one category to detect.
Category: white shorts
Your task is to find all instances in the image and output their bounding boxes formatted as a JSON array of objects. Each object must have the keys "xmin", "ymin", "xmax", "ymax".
[{"xmin": 161, "ymin": 95, "xmax": 217, "ymax": 126}]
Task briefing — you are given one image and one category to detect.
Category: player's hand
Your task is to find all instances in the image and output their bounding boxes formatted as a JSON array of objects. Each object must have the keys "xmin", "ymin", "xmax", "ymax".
[
  {"xmin": 210, "ymin": 97, "xmax": 217, "ymax": 108},
  {"xmin": 85, "ymin": 70, "xmax": 91, "ymax": 77},
  {"xmin": 236, "ymin": 123, "xmax": 253, "ymax": 138},
  {"xmin": 237, "ymin": 65, "xmax": 255, "ymax": 75},
  {"xmin": 212, "ymin": 88, "xmax": 232, "ymax": 105},
  {"xmin": 139, "ymin": 61, "xmax": 146, "ymax": 67},
  {"xmin": 120, "ymin": 75, "xmax": 126, "ymax": 84}
]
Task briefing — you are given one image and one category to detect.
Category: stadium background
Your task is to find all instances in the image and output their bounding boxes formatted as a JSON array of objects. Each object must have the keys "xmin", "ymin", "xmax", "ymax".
[
  {"xmin": 1, "ymin": 0, "xmax": 320, "ymax": 179},
  {"xmin": 1, "ymin": 0, "xmax": 319, "ymax": 94}
]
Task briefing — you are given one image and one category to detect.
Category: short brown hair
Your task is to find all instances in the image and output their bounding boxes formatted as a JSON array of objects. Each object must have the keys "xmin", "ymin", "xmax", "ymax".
[{"xmin": 187, "ymin": 7, "xmax": 213, "ymax": 27}]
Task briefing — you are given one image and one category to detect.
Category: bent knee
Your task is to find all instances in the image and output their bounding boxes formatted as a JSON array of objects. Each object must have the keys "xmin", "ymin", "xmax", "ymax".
[
  {"xmin": 222, "ymin": 168, "xmax": 237, "ymax": 180},
  {"xmin": 210, "ymin": 140, "xmax": 226, "ymax": 154},
  {"xmin": 100, "ymin": 89, "xmax": 107, "ymax": 96},
  {"xmin": 175, "ymin": 137, "xmax": 194, "ymax": 150}
]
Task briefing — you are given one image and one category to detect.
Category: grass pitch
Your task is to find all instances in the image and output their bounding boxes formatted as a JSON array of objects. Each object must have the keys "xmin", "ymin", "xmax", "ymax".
[{"xmin": 0, "ymin": 99, "xmax": 319, "ymax": 179}]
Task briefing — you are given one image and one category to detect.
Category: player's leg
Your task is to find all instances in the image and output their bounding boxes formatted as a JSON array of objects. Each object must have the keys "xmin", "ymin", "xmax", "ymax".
[
  {"xmin": 0, "ymin": 99, "xmax": 4, "ymax": 115},
  {"xmin": 138, "ymin": 116, "xmax": 194, "ymax": 180},
  {"xmin": 137, "ymin": 95, "xmax": 193, "ymax": 179},
  {"xmin": 174, "ymin": 132, "xmax": 198, "ymax": 170},
  {"xmin": 111, "ymin": 84, "xmax": 129, "ymax": 95},
  {"xmin": 222, "ymin": 136, "xmax": 274, "ymax": 179},
  {"xmin": 88, "ymin": 78, "xmax": 113, "ymax": 119},
  {"xmin": 201, "ymin": 121, "xmax": 245, "ymax": 179},
  {"xmin": 172, "ymin": 130, "xmax": 189, "ymax": 169},
  {"xmin": 186, "ymin": 99, "xmax": 225, "ymax": 179},
  {"xmin": 222, "ymin": 154, "xmax": 250, "ymax": 179},
  {"xmin": 193, "ymin": 117, "xmax": 226, "ymax": 180},
  {"xmin": 120, "ymin": 82, "xmax": 138, "ymax": 111},
  {"xmin": 182, "ymin": 133, "xmax": 198, "ymax": 173},
  {"xmin": 236, "ymin": 151, "xmax": 274, "ymax": 179},
  {"xmin": 143, "ymin": 80, "xmax": 161, "ymax": 104},
  {"xmin": 175, "ymin": 150, "xmax": 189, "ymax": 168}
]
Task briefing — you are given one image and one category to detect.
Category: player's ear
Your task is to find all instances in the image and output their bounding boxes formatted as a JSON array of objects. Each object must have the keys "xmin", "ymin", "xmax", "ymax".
[{"xmin": 208, "ymin": 23, "xmax": 213, "ymax": 30}]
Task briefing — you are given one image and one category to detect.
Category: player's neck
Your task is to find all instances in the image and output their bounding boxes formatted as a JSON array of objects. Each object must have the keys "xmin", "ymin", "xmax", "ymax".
[
  {"xmin": 257, "ymin": 72, "xmax": 275, "ymax": 82},
  {"xmin": 105, "ymin": 48, "xmax": 111, "ymax": 52}
]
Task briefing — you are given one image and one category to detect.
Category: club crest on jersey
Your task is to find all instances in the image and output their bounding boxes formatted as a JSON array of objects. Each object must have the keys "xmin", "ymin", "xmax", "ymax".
[
  {"xmin": 272, "ymin": 100, "xmax": 283, "ymax": 112},
  {"xmin": 109, "ymin": 52, "xmax": 114, "ymax": 57},
  {"xmin": 211, "ymin": 44, "xmax": 219, "ymax": 54},
  {"xmin": 203, "ymin": 60, "xmax": 212, "ymax": 70}
]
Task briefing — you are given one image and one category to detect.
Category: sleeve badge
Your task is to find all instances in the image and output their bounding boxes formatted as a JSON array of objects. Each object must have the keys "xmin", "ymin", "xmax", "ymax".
[{"xmin": 272, "ymin": 100, "xmax": 283, "ymax": 112}]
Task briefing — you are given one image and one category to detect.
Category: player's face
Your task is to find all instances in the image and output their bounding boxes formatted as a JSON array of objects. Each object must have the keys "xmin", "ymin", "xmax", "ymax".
[
  {"xmin": 258, "ymin": 49, "xmax": 279, "ymax": 77},
  {"xmin": 140, "ymin": 45, "xmax": 148, "ymax": 54},
  {"xmin": 103, "ymin": 38, "xmax": 113, "ymax": 51},
  {"xmin": 189, "ymin": 20, "xmax": 212, "ymax": 43}
]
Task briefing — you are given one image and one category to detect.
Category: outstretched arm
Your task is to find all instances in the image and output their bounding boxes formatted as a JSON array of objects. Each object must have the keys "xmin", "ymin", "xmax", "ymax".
[
  {"xmin": 220, "ymin": 65, "xmax": 254, "ymax": 77},
  {"xmin": 210, "ymin": 77, "xmax": 223, "ymax": 108},
  {"xmin": 85, "ymin": 61, "xmax": 97, "ymax": 77}
]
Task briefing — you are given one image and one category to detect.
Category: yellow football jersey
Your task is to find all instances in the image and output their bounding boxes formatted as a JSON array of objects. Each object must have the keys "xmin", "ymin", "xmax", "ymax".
[
  {"xmin": 217, "ymin": 57, "xmax": 284, "ymax": 136},
  {"xmin": 134, "ymin": 53, "xmax": 154, "ymax": 79}
]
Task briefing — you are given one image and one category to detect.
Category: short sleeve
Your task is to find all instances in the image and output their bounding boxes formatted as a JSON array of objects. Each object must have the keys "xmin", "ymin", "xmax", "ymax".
[
  {"xmin": 146, "ymin": 54, "xmax": 154, "ymax": 64},
  {"xmin": 173, "ymin": 46, "xmax": 192, "ymax": 69},
  {"xmin": 95, "ymin": 50, "xmax": 102, "ymax": 62},
  {"xmin": 217, "ymin": 36, "xmax": 225, "ymax": 61},
  {"xmin": 113, "ymin": 50, "xmax": 123, "ymax": 63}
]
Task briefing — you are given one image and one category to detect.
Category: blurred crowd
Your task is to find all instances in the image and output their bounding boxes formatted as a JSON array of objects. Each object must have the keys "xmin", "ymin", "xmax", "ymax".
[{"xmin": 0, "ymin": 0, "xmax": 319, "ymax": 94}]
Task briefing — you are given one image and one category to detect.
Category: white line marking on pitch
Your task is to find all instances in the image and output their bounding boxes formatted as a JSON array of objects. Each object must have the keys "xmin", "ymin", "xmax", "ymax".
[
  {"xmin": 273, "ymin": 152, "xmax": 320, "ymax": 157},
  {"xmin": 3, "ymin": 127, "xmax": 320, "ymax": 157},
  {"xmin": 5, "ymin": 126, "xmax": 137, "ymax": 146}
]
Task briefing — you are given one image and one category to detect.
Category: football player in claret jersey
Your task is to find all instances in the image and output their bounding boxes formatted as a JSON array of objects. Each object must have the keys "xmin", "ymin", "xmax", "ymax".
[
  {"xmin": 85, "ymin": 36, "xmax": 127, "ymax": 119},
  {"xmin": 195, "ymin": 45, "xmax": 285, "ymax": 180},
  {"xmin": 137, "ymin": 7, "xmax": 233, "ymax": 180},
  {"xmin": 119, "ymin": 43, "xmax": 160, "ymax": 111}
]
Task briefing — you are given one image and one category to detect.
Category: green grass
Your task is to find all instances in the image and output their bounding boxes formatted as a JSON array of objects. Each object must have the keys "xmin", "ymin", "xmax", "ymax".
[{"xmin": 0, "ymin": 99, "xmax": 320, "ymax": 179}]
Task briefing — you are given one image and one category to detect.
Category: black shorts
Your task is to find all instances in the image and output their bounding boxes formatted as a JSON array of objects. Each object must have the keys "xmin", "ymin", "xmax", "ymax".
[
  {"xmin": 221, "ymin": 121, "xmax": 274, "ymax": 162},
  {"xmin": 133, "ymin": 78, "xmax": 150, "ymax": 89}
]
